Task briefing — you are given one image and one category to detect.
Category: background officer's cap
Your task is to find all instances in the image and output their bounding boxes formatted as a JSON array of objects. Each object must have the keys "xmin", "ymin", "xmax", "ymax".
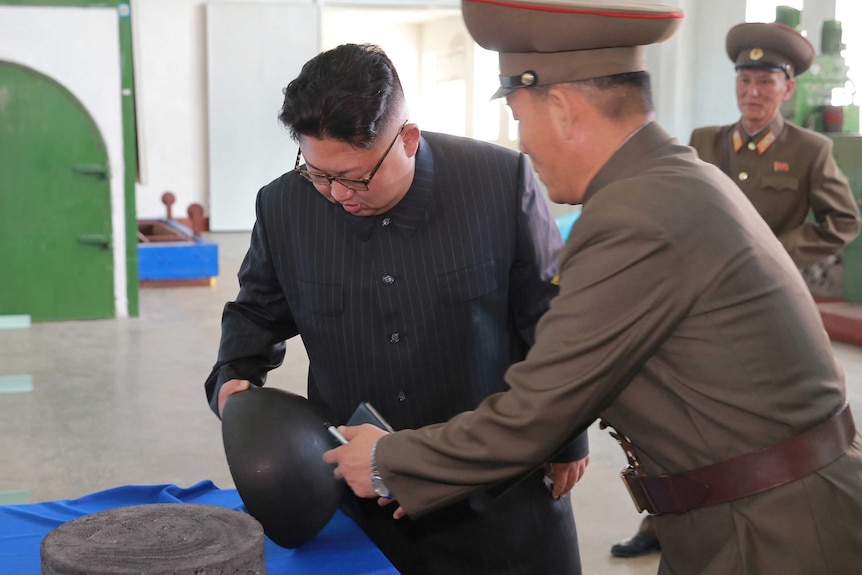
[
  {"xmin": 461, "ymin": 0, "xmax": 684, "ymax": 99},
  {"xmin": 726, "ymin": 22, "xmax": 815, "ymax": 79}
]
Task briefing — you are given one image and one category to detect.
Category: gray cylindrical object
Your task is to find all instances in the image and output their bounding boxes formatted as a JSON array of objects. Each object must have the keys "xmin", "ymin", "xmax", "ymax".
[{"xmin": 41, "ymin": 503, "xmax": 265, "ymax": 575}]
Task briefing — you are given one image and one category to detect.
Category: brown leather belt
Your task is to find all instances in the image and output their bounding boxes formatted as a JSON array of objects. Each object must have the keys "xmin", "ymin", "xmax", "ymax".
[{"xmin": 601, "ymin": 403, "xmax": 857, "ymax": 515}]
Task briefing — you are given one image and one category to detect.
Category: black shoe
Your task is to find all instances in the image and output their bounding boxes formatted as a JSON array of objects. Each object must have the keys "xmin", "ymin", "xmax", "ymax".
[{"xmin": 610, "ymin": 531, "xmax": 661, "ymax": 558}]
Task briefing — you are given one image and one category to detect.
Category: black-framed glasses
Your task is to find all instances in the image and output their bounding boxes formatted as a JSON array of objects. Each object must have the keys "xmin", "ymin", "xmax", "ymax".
[{"xmin": 294, "ymin": 120, "xmax": 409, "ymax": 191}]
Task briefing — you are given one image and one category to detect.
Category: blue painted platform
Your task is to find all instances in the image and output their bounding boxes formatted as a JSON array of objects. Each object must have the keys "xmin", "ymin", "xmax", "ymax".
[{"xmin": 137, "ymin": 220, "xmax": 218, "ymax": 282}]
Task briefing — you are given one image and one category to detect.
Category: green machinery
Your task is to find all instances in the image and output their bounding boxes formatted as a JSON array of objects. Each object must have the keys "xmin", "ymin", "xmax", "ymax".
[
  {"xmin": 791, "ymin": 21, "xmax": 859, "ymax": 133},
  {"xmin": 777, "ymin": 7, "xmax": 862, "ymax": 303},
  {"xmin": 831, "ymin": 135, "xmax": 862, "ymax": 303}
]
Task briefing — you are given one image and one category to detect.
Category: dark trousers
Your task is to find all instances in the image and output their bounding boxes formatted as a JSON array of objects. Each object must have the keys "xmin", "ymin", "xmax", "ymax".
[{"xmin": 341, "ymin": 469, "xmax": 581, "ymax": 575}]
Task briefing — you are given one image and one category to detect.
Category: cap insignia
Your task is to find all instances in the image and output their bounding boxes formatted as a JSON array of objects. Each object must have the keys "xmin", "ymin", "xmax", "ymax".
[
  {"xmin": 498, "ymin": 70, "xmax": 539, "ymax": 93},
  {"xmin": 749, "ymin": 48, "xmax": 763, "ymax": 61}
]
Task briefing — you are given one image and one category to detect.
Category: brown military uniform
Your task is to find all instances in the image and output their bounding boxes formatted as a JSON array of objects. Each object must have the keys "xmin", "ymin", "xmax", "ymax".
[
  {"xmin": 690, "ymin": 114, "xmax": 860, "ymax": 268},
  {"xmin": 366, "ymin": 2, "xmax": 862, "ymax": 574},
  {"xmin": 379, "ymin": 121, "xmax": 862, "ymax": 575}
]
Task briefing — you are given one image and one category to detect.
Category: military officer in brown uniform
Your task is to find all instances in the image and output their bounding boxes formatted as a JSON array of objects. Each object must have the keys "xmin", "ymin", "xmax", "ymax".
[
  {"xmin": 326, "ymin": 2, "xmax": 862, "ymax": 574},
  {"xmin": 616, "ymin": 21, "xmax": 862, "ymax": 558},
  {"xmin": 689, "ymin": 22, "xmax": 860, "ymax": 270}
]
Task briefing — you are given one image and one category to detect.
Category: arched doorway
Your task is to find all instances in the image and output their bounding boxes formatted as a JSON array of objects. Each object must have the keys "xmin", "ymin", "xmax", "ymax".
[{"xmin": 0, "ymin": 60, "xmax": 114, "ymax": 321}]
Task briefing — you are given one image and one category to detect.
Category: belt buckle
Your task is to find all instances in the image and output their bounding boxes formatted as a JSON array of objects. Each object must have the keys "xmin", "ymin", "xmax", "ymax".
[
  {"xmin": 620, "ymin": 465, "xmax": 647, "ymax": 513},
  {"xmin": 600, "ymin": 420, "xmax": 653, "ymax": 513}
]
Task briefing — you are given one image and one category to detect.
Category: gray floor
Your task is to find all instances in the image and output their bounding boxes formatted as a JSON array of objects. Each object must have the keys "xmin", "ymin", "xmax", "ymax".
[{"xmin": 2, "ymin": 231, "xmax": 861, "ymax": 575}]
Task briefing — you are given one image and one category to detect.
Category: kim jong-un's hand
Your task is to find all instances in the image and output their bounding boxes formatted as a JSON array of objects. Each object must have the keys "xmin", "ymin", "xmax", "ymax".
[{"xmin": 543, "ymin": 456, "xmax": 590, "ymax": 498}]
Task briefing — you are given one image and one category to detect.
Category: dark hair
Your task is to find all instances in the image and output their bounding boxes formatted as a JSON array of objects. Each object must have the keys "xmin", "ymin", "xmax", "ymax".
[
  {"xmin": 534, "ymin": 71, "xmax": 653, "ymax": 121},
  {"xmin": 575, "ymin": 71, "xmax": 654, "ymax": 120},
  {"xmin": 278, "ymin": 43, "xmax": 405, "ymax": 149}
]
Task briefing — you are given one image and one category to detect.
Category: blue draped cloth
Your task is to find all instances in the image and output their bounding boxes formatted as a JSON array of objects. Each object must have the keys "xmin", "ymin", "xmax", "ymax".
[{"xmin": 0, "ymin": 480, "xmax": 399, "ymax": 575}]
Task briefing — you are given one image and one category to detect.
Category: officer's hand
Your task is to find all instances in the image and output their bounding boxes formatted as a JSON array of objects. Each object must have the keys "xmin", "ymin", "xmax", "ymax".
[
  {"xmin": 323, "ymin": 424, "xmax": 388, "ymax": 498},
  {"xmin": 378, "ymin": 497, "xmax": 407, "ymax": 519}
]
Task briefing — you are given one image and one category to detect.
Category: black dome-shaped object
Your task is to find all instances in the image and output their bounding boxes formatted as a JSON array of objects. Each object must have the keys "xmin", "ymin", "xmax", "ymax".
[{"xmin": 221, "ymin": 387, "xmax": 346, "ymax": 548}]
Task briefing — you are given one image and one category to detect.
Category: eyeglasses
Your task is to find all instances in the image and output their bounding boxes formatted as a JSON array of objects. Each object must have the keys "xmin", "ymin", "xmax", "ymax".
[{"xmin": 294, "ymin": 120, "xmax": 409, "ymax": 192}]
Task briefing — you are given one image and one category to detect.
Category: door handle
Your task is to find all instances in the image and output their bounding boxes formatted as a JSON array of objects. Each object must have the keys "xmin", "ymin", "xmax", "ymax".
[
  {"xmin": 76, "ymin": 234, "xmax": 112, "ymax": 249},
  {"xmin": 72, "ymin": 164, "xmax": 111, "ymax": 179}
]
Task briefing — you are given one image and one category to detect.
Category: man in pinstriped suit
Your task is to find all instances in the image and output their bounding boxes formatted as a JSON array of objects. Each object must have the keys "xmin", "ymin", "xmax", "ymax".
[{"xmin": 205, "ymin": 43, "xmax": 588, "ymax": 574}]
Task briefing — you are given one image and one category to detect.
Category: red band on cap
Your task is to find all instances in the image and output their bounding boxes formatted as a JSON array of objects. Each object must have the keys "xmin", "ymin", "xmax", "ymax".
[{"xmin": 466, "ymin": 0, "xmax": 684, "ymax": 20}]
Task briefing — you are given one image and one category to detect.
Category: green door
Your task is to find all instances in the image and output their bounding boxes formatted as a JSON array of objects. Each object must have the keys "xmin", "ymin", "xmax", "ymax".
[{"xmin": 0, "ymin": 61, "xmax": 114, "ymax": 321}]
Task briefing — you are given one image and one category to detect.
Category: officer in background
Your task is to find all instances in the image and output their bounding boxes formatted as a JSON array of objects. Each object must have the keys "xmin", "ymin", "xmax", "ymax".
[
  {"xmin": 612, "ymin": 19, "xmax": 862, "ymax": 561},
  {"xmin": 689, "ymin": 22, "xmax": 860, "ymax": 271}
]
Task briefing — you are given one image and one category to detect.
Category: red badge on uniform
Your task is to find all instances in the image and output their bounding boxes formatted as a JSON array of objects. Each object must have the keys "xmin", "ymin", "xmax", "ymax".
[{"xmin": 773, "ymin": 161, "xmax": 790, "ymax": 172}]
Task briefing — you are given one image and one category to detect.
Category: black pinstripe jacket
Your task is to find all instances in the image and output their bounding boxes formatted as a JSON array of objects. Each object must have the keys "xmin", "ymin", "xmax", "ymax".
[
  {"xmin": 205, "ymin": 132, "xmax": 588, "ymax": 459},
  {"xmin": 205, "ymin": 132, "xmax": 587, "ymax": 574}
]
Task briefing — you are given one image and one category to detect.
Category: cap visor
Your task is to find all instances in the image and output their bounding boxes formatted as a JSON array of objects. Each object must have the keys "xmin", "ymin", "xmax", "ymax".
[
  {"xmin": 735, "ymin": 63, "xmax": 784, "ymax": 72},
  {"xmin": 491, "ymin": 85, "xmax": 518, "ymax": 100}
]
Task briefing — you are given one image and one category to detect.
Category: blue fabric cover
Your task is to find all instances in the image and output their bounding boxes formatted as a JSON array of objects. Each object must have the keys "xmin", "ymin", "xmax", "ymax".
[{"xmin": 0, "ymin": 481, "xmax": 398, "ymax": 575}]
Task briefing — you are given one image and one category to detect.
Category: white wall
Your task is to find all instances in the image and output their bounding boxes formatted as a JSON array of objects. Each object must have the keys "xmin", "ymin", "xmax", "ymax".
[
  {"xmin": 648, "ymin": 0, "xmax": 747, "ymax": 143},
  {"xmin": 132, "ymin": 0, "xmax": 460, "ymax": 221},
  {"xmin": 132, "ymin": 0, "xmax": 210, "ymax": 220},
  {"xmin": 206, "ymin": 2, "xmax": 321, "ymax": 231},
  {"xmin": 687, "ymin": 0, "xmax": 750, "ymax": 134},
  {"xmin": 130, "ymin": 0, "xmax": 838, "ymax": 223}
]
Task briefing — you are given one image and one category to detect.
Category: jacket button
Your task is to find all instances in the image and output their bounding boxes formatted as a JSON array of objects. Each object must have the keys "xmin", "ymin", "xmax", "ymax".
[
  {"xmin": 382, "ymin": 275, "xmax": 395, "ymax": 285},
  {"xmin": 390, "ymin": 332, "xmax": 400, "ymax": 343}
]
